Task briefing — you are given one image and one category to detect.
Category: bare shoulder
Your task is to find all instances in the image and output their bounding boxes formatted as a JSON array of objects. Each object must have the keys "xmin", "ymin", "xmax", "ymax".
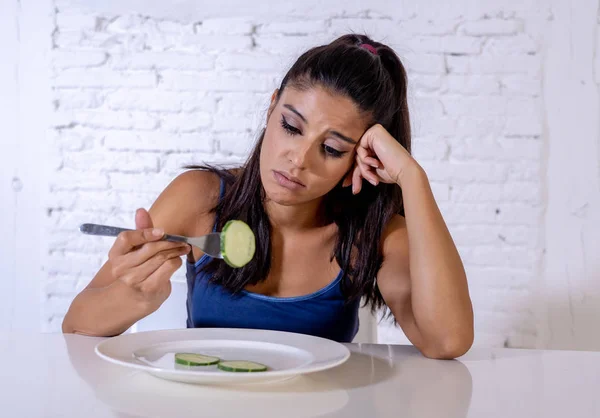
[{"xmin": 148, "ymin": 169, "xmax": 221, "ymax": 237}]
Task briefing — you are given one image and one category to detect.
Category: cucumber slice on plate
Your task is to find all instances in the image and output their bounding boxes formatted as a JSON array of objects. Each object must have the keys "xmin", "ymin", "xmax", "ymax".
[
  {"xmin": 174, "ymin": 353, "xmax": 220, "ymax": 366},
  {"xmin": 221, "ymin": 220, "xmax": 256, "ymax": 268},
  {"xmin": 217, "ymin": 361, "xmax": 268, "ymax": 373}
]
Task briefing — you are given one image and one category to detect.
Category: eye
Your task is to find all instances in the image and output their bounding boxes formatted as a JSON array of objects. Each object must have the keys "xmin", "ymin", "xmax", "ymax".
[
  {"xmin": 322, "ymin": 144, "xmax": 345, "ymax": 158},
  {"xmin": 280, "ymin": 116, "xmax": 301, "ymax": 136}
]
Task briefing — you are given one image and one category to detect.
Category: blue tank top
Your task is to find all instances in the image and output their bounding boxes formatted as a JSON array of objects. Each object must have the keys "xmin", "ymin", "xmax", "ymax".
[{"xmin": 185, "ymin": 179, "xmax": 360, "ymax": 343}]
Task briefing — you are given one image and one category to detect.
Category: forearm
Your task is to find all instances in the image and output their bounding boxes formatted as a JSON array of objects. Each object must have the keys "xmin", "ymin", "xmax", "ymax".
[
  {"xmin": 398, "ymin": 164, "xmax": 473, "ymax": 355},
  {"xmin": 62, "ymin": 280, "xmax": 153, "ymax": 337}
]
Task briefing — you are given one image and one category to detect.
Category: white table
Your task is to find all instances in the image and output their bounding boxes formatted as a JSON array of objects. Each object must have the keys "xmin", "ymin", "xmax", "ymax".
[{"xmin": 0, "ymin": 332, "xmax": 598, "ymax": 417}]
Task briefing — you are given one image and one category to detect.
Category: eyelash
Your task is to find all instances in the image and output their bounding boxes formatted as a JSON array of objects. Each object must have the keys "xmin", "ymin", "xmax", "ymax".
[{"xmin": 280, "ymin": 116, "xmax": 346, "ymax": 159}]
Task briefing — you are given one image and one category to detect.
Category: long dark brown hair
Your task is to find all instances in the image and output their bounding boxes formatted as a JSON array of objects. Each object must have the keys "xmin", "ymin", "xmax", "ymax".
[{"xmin": 187, "ymin": 34, "xmax": 411, "ymax": 314}]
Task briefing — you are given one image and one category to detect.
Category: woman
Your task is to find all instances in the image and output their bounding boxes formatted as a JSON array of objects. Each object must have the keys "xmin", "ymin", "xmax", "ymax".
[{"xmin": 62, "ymin": 34, "xmax": 474, "ymax": 359}]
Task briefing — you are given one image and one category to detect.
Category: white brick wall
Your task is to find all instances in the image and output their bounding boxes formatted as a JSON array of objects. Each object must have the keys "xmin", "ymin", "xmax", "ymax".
[
  {"xmin": 42, "ymin": 4, "xmax": 546, "ymax": 346},
  {"xmin": 0, "ymin": 0, "xmax": 587, "ymax": 348}
]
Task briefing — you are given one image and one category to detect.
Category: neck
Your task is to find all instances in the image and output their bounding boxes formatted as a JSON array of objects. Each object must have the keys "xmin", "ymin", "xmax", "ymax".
[{"xmin": 264, "ymin": 197, "xmax": 328, "ymax": 232}]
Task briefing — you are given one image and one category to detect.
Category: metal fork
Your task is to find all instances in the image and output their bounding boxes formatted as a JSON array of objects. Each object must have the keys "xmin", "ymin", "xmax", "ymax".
[{"xmin": 79, "ymin": 223, "xmax": 223, "ymax": 258}]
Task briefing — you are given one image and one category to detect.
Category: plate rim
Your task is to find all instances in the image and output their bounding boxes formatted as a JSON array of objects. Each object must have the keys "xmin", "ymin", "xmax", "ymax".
[{"xmin": 94, "ymin": 328, "xmax": 351, "ymax": 379}]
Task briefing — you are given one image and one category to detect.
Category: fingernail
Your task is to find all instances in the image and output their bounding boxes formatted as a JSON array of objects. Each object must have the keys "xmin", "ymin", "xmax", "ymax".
[{"xmin": 152, "ymin": 228, "xmax": 164, "ymax": 237}]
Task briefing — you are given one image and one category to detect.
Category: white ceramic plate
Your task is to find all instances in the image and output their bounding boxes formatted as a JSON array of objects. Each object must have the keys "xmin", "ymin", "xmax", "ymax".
[{"xmin": 95, "ymin": 328, "xmax": 351, "ymax": 385}]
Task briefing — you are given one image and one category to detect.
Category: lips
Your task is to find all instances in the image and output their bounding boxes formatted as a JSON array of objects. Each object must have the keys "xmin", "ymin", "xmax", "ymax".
[{"xmin": 272, "ymin": 170, "xmax": 306, "ymax": 190}]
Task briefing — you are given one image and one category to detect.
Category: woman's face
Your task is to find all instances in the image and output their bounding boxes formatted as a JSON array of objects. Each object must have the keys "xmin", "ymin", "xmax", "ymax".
[{"xmin": 259, "ymin": 85, "xmax": 370, "ymax": 206}]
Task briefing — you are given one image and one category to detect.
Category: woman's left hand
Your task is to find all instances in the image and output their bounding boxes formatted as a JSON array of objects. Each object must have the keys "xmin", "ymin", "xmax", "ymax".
[{"xmin": 348, "ymin": 124, "xmax": 418, "ymax": 194}]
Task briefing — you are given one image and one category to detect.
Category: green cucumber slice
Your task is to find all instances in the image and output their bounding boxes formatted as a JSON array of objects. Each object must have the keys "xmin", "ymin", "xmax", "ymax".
[
  {"xmin": 220, "ymin": 220, "xmax": 256, "ymax": 268},
  {"xmin": 174, "ymin": 353, "xmax": 220, "ymax": 366},
  {"xmin": 217, "ymin": 360, "xmax": 268, "ymax": 373}
]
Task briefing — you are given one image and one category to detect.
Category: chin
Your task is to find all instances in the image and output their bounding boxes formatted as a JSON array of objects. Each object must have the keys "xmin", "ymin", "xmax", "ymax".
[{"xmin": 262, "ymin": 184, "xmax": 305, "ymax": 206}]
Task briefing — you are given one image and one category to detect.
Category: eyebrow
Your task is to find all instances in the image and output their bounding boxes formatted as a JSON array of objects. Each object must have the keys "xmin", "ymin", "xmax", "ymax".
[{"xmin": 283, "ymin": 104, "xmax": 358, "ymax": 145}]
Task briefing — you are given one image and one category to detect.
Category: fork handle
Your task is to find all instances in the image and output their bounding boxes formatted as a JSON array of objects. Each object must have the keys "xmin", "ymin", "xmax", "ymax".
[{"xmin": 79, "ymin": 223, "xmax": 188, "ymax": 244}]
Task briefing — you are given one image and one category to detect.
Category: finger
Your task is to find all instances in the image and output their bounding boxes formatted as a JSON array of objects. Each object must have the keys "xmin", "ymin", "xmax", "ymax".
[
  {"xmin": 356, "ymin": 140, "xmax": 380, "ymax": 168},
  {"xmin": 140, "ymin": 256, "xmax": 183, "ymax": 294},
  {"xmin": 126, "ymin": 241, "xmax": 191, "ymax": 268},
  {"xmin": 109, "ymin": 228, "xmax": 166, "ymax": 258},
  {"xmin": 135, "ymin": 208, "xmax": 154, "ymax": 230},
  {"xmin": 352, "ymin": 164, "xmax": 362, "ymax": 194},
  {"xmin": 119, "ymin": 246, "xmax": 189, "ymax": 287},
  {"xmin": 357, "ymin": 158, "xmax": 379, "ymax": 186}
]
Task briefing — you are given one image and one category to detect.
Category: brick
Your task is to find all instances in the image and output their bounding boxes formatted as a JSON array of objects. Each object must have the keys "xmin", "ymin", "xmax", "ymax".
[
  {"xmin": 461, "ymin": 246, "xmax": 539, "ymax": 269},
  {"xmin": 506, "ymin": 160, "xmax": 541, "ymax": 181},
  {"xmin": 213, "ymin": 113, "xmax": 256, "ymax": 132},
  {"xmin": 411, "ymin": 138, "xmax": 449, "ymax": 160},
  {"xmin": 106, "ymin": 15, "xmax": 148, "ymax": 33},
  {"xmin": 504, "ymin": 113, "xmax": 543, "ymax": 136},
  {"xmin": 485, "ymin": 35, "xmax": 539, "ymax": 55},
  {"xmin": 412, "ymin": 96, "xmax": 445, "ymax": 119},
  {"xmin": 45, "ymin": 277, "xmax": 77, "ymax": 296},
  {"xmin": 423, "ymin": 162, "xmax": 509, "ymax": 184},
  {"xmin": 104, "ymin": 131, "xmax": 213, "ymax": 152},
  {"xmin": 257, "ymin": 20, "xmax": 328, "ymax": 35},
  {"xmin": 157, "ymin": 20, "xmax": 193, "ymax": 35},
  {"xmin": 439, "ymin": 202, "xmax": 541, "ymax": 225},
  {"xmin": 459, "ymin": 19, "xmax": 523, "ymax": 36},
  {"xmin": 82, "ymin": 32, "xmax": 147, "ymax": 53},
  {"xmin": 111, "ymin": 52, "xmax": 214, "ymax": 71},
  {"xmin": 161, "ymin": 70, "xmax": 275, "ymax": 92},
  {"xmin": 451, "ymin": 182, "xmax": 541, "ymax": 203},
  {"xmin": 56, "ymin": 13, "xmax": 98, "ymax": 31},
  {"xmin": 500, "ymin": 75, "xmax": 541, "ymax": 96},
  {"xmin": 450, "ymin": 225, "xmax": 538, "ymax": 247},
  {"xmin": 53, "ymin": 31, "xmax": 84, "ymax": 48},
  {"xmin": 445, "ymin": 75, "xmax": 500, "ymax": 95},
  {"xmin": 53, "ymin": 89, "xmax": 104, "ymax": 110},
  {"xmin": 442, "ymin": 96, "xmax": 507, "ymax": 116},
  {"xmin": 455, "ymin": 117, "xmax": 505, "ymax": 137},
  {"xmin": 45, "ymin": 249, "xmax": 104, "ymax": 273},
  {"xmin": 60, "ymin": 110, "xmax": 159, "ymax": 130},
  {"xmin": 404, "ymin": 36, "xmax": 483, "ymax": 55},
  {"xmin": 181, "ymin": 34, "xmax": 253, "ymax": 52},
  {"xmin": 465, "ymin": 266, "xmax": 532, "ymax": 289},
  {"xmin": 254, "ymin": 35, "xmax": 320, "ymax": 54},
  {"xmin": 108, "ymin": 172, "xmax": 176, "ymax": 193},
  {"xmin": 106, "ymin": 90, "xmax": 215, "ymax": 113},
  {"xmin": 217, "ymin": 92, "xmax": 269, "ymax": 114},
  {"xmin": 160, "ymin": 112, "xmax": 212, "ymax": 132},
  {"xmin": 447, "ymin": 55, "xmax": 541, "ymax": 75},
  {"xmin": 49, "ymin": 128, "xmax": 97, "ymax": 151},
  {"xmin": 430, "ymin": 182, "xmax": 450, "ymax": 202},
  {"xmin": 52, "ymin": 50, "xmax": 108, "ymax": 69},
  {"xmin": 62, "ymin": 151, "xmax": 159, "ymax": 172},
  {"xmin": 194, "ymin": 18, "xmax": 254, "ymax": 35},
  {"xmin": 328, "ymin": 18, "xmax": 398, "ymax": 39},
  {"xmin": 216, "ymin": 53, "xmax": 287, "ymax": 72},
  {"xmin": 400, "ymin": 53, "xmax": 446, "ymax": 74},
  {"xmin": 411, "ymin": 75, "xmax": 444, "ymax": 92},
  {"xmin": 399, "ymin": 19, "xmax": 459, "ymax": 35},
  {"xmin": 451, "ymin": 136, "xmax": 541, "ymax": 161},
  {"xmin": 414, "ymin": 116, "xmax": 456, "ymax": 136},
  {"xmin": 218, "ymin": 132, "xmax": 256, "ymax": 155},
  {"xmin": 53, "ymin": 70, "xmax": 156, "ymax": 88},
  {"xmin": 50, "ymin": 170, "xmax": 109, "ymax": 190}
]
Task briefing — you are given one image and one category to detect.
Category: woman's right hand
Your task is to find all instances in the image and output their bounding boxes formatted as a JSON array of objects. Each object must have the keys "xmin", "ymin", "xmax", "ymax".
[{"xmin": 107, "ymin": 209, "xmax": 191, "ymax": 311}]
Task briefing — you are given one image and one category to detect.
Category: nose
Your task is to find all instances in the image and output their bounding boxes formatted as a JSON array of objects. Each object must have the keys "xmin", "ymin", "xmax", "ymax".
[{"xmin": 288, "ymin": 142, "xmax": 313, "ymax": 169}]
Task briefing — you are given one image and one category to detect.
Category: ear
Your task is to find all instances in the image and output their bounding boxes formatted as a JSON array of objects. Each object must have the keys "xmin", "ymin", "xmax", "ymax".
[{"xmin": 267, "ymin": 88, "xmax": 279, "ymax": 120}]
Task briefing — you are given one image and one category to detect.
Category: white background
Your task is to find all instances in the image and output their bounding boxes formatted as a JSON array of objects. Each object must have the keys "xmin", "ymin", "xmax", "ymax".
[{"xmin": 1, "ymin": 0, "xmax": 599, "ymax": 349}]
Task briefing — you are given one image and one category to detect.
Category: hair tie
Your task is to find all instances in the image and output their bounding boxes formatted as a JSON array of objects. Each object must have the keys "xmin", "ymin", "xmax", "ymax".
[{"xmin": 359, "ymin": 43, "xmax": 378, "ymax": 55}]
